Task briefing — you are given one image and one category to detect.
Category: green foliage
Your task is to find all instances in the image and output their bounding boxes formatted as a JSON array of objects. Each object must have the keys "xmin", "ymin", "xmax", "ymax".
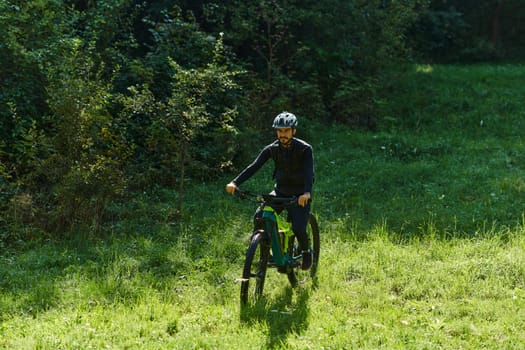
[
  {"xmin": 410, "ymin": 6, "xmax": 469, "ymax": 62},
  {"xmin": 116, "ymin": 33, "xmax": 241, "ymax": 212},
  {"xmin": 201, "ymin": 0, "xmax": 429, "ymax": 126},
  {"xmin": 0, "ymin": 1, "xmax": 242, "ymax": 232},
  {"xmin": 411, "ymin": 0, "xmax": 525, "ymax": 62},
  {"xmin": 138, "ymin": 5, "xmax": 219, "ymax": 96},
  {"xmin": 148, "ymin": 53, "xmax": 240, "ymax": 210},
  {"xmin": 32, "ymin": 39, "xmax": 130, "ymax": 232},
  {"xmin": 0, "ymin": 0, "xmax": 63, "ymax": 179}
]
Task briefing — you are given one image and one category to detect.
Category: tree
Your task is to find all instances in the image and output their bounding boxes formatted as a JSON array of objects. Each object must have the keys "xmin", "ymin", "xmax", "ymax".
[
  {"xmin": 196, "ymin": 0, "xmax": 429, "ymax": 126},
  {"xmin": 411, "ymin": 0, "xmax": 525, "ymax": 62},
  {"xmin": 146, "ymin": 35, "xmax": 240, "ymax": 212}
]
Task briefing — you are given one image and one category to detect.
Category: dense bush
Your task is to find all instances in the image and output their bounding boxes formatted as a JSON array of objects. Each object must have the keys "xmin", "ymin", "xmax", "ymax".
[{"xmin": 0, "ymin": 1, "xmax": 241, "ymax": 234}]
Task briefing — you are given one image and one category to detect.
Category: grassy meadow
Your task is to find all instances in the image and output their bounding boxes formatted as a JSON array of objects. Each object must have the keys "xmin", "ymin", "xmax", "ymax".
[{"xmin": 2, "ymin": 64, "xmax": 525, "ymax": 349}]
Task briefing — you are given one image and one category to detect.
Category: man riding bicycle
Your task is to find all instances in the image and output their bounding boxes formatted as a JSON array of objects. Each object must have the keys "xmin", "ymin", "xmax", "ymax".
[{"xmin": 225, "ymin": 111, "xmax": 315, "ymax": 270}]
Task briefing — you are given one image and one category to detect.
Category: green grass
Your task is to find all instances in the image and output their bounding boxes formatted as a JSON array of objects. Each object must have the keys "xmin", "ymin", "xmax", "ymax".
[{"xmin": 2, "ymin": 64, "xmax": 525, "ymax": 349}]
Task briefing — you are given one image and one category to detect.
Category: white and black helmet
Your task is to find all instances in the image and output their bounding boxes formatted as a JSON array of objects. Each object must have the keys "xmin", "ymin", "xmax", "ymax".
[{"xmin": 272, "ymin": 111, "xmax": 298, "ymax": 128}]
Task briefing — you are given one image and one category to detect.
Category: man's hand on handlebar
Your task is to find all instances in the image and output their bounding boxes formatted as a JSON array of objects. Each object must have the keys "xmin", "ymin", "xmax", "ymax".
[
  {"xmin": 298, "ymin": 192, "xmax": 311, "ymax": 207},
  {"xmin": 225, "ymin": 182, "xmax": 238, "ymax": 195}
]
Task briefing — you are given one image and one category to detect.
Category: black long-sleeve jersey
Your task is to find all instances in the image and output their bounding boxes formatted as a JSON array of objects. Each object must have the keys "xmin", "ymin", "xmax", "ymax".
[{"xmin": 232, "ymin": 138, "xmax": 314, "ymax": 196}]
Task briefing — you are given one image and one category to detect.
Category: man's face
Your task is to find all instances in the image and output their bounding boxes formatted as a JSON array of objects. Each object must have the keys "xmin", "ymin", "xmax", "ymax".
[{"xmin": 276, "ymin": 127, "xmax": 296, "ymax": 146}]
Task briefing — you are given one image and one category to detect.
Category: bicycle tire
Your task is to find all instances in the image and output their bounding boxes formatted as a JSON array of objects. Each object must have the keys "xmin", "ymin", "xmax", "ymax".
[
  {"xmin": 240, "ymin": 230, "xmax": 270, "ymax": 306},
  {"xmin": 287, "ymin": 213, "xmax": 320, "ymax": 287}
]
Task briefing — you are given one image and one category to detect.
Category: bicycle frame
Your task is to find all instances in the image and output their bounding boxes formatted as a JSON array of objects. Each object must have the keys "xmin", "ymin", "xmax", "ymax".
[{"xmin": 262, "ymin": 205, "xmax": 301, "ymax": 268}]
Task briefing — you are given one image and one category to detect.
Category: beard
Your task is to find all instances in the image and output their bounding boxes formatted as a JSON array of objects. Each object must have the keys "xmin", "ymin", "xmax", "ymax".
[{"xmin": 279, "ymin": 137, "xmax": 292, "ymax": 146}]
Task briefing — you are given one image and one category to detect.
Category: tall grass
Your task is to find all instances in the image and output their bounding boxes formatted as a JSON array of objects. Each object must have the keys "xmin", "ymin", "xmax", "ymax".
[{"xmin": 2, "ymin": 64, "xmax": 525, "ymax": 349}]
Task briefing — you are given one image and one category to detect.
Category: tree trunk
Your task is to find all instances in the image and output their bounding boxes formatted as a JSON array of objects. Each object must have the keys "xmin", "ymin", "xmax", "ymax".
[
  {"xmin": 177, "ymin": 142, "xmax": 186, "ymax": 213},
  {"xmin": 491, "ymin": 1, "xmax": 503, "ymax": 46}
]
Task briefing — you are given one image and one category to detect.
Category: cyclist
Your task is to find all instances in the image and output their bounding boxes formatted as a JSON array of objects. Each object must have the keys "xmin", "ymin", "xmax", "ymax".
[{"xmin": 226, "ymin": 111, "xmax": 315, "ymax": 270}]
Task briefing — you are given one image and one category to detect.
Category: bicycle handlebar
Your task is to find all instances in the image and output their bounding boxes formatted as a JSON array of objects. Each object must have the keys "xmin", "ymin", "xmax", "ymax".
[{"xmin": 234, "ymin": 189, "xmax": 298, "ymax": 207}]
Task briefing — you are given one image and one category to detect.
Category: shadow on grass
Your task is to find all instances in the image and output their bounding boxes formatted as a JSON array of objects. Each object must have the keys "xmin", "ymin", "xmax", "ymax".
[
  {"xmin": 0, "ymin": 233, "xmax": 191, "ymax": 320},
  {"xmin": 0, "ymin": 243, "xmax": 72, "ymax": 319},
  {"xmin": 240, "ymin": 285, "xmax": 311, "ymax": 349}
]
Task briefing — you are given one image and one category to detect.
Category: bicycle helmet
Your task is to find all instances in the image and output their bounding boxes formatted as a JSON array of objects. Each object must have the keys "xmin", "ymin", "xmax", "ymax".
[{"xmin": 272, "ymin": 111, "xmax": 298, "ymax": 128}]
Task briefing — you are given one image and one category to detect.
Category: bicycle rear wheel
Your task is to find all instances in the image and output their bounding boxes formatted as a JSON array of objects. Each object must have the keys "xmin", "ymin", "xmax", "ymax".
[
  {"xmin": 240, "ymin": 230, "xmax": 270, "ymax": 306},
  {"xmin": 287, "ymin": 213, "xmax": 320, "ymax": 287}
]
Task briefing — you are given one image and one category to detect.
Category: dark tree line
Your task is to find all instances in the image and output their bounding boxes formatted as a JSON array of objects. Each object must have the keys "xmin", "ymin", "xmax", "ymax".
[
  {"xmin": 412, "ymin": 0, "xmax": 525, "ymax": 62},
  {"xmin": 1, "ymin": 0, "xmax": 524, "ymax": 236}
]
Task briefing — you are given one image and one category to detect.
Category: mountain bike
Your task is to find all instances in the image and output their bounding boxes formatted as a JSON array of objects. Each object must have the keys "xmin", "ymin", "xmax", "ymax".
[{"xmin": 234, "ymin": 189, "xmax": 320, "ymax": 306}]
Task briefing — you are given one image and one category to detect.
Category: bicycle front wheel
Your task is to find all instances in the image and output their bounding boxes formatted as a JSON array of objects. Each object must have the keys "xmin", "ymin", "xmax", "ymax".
[{"xmin": 240, "ymin": 230, "xmax": 270, "ymax": 306}]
